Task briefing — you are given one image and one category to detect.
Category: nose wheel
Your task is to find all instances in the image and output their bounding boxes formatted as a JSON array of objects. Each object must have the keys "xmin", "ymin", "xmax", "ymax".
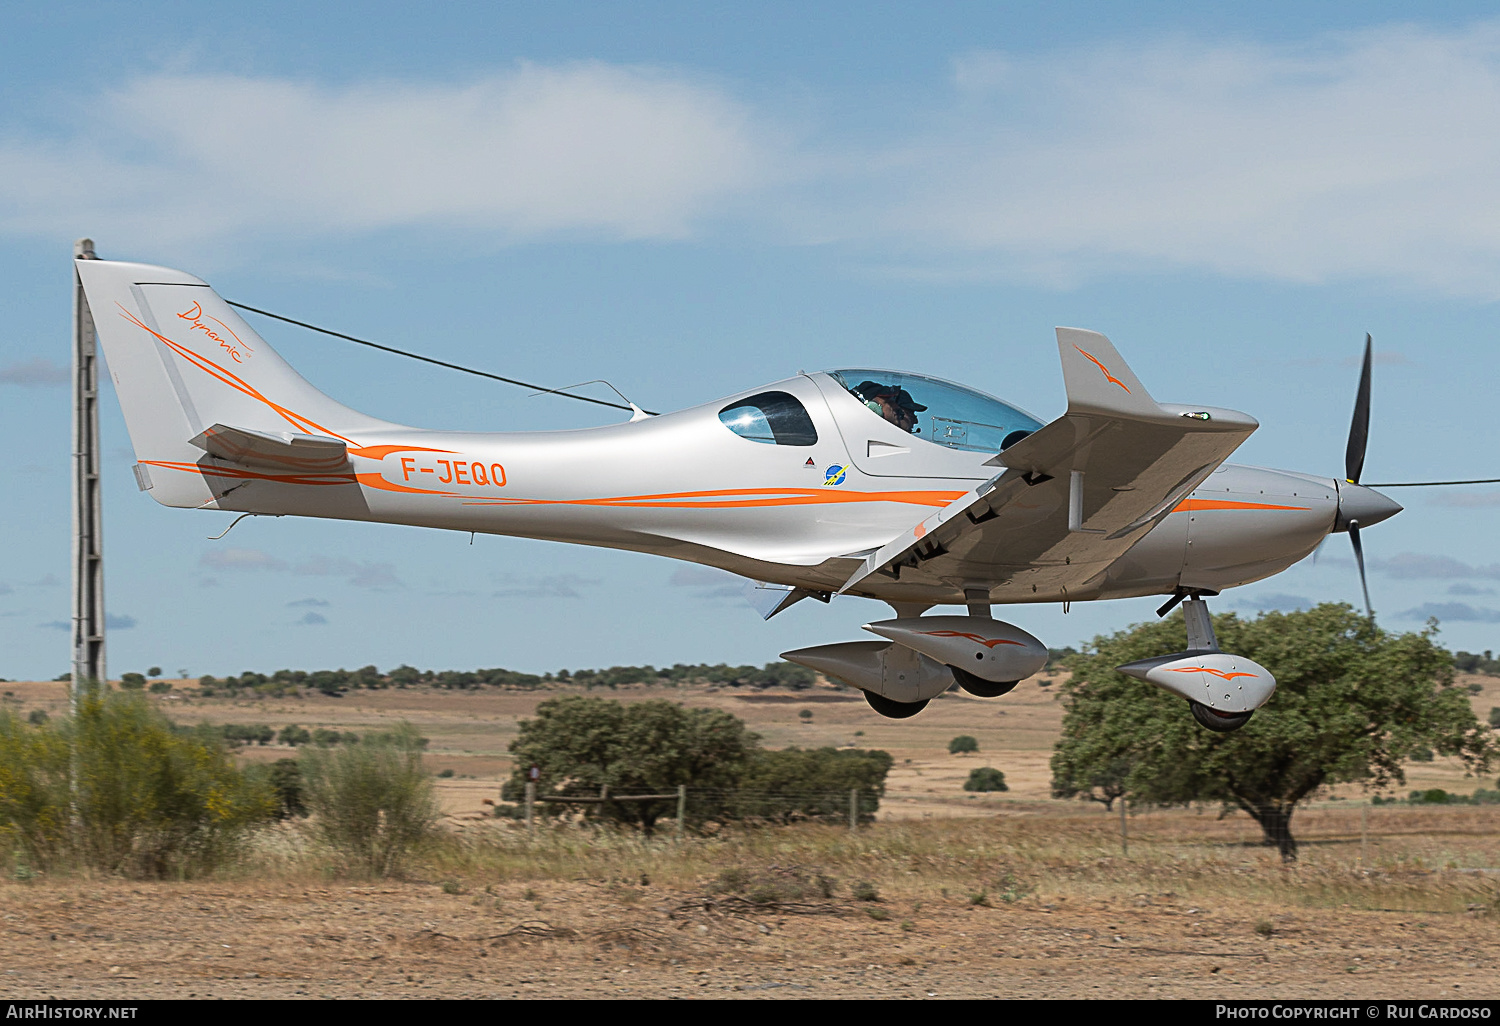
[
  {"xmin": 1122, "ymin": 591, "xmax": 1270, "ymax": 732},
  {"xmin": 1190, "ymin": 701, "xmax": 1253, "ymax": 733}
]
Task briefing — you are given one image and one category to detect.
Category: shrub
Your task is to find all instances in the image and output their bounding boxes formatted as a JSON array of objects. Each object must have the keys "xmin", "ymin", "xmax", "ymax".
[
  {"xmin": 264, "ymin": 759, "xmax": 307, "ymax": 820},
  {"xmin": 278, "ymin": 725, "xmax": 312, "ymax": 747},
  {"xmin": 299, "ymin": 723, "xmax": 439, "ymax": 877},
  {"xmin": 963, "ymin": 767, "xmax": 1009, "ymax": 792},
  {"xmin": 948, "ymin": 735, "xmax": 979, "ymax": 756},
  {"xmin": 119, "ymin": 673, "xmax": 146, "ymax": 690},
  {"xmin": 0, "ymin": 693, "xmax": 273, "ymax": 877}
]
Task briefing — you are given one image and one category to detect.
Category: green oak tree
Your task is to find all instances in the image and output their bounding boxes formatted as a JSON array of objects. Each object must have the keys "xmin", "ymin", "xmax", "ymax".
[
  {"xmin": 1050, "ymin": 604, "xmax": 1494, "ymax": 860},
  {"xmin": 507, "ymin": 696, "xmax": 759, "ymax": 835}
]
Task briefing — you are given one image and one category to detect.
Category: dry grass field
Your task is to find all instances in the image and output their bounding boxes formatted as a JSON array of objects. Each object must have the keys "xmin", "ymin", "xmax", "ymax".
[{"xmin": 0, "ymin": 671, "xmax": 1497, "ymax": 999}]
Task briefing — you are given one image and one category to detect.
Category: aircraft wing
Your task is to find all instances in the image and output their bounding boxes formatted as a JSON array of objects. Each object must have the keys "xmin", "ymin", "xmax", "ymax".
[{"xmin": 837, "ymin": 328, "xmax": 1258, "ymax": 603}]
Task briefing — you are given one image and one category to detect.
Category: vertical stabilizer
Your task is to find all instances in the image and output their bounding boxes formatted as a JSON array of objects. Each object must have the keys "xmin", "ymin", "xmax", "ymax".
[{"xmin": 75, "ymin": 260, "xmax": 394, "ymax": 507}]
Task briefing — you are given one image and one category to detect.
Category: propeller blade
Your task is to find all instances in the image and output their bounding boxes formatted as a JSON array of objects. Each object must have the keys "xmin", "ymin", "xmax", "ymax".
[
  {"xmin": 1349, "ymin": 520, "xmax": 1374, "ymax": 619},
  {"xmin": 1345, "ymin": 334, "xmax": 1372, "ymax": 485}
]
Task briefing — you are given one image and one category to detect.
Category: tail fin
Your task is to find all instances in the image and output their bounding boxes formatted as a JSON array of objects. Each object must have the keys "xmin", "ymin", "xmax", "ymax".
[{"xmin": 76, "ymin": 259, "xmax": 393, "ymax": 507}]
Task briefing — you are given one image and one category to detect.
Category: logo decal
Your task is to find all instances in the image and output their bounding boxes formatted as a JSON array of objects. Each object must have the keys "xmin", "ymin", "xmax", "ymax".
[
  {"xmin": 823, "ymin": 464, "xmax": 846, "ymax": 487},
  {"xmin": 919, "ymin": 630, "xmax": 1025, "ymax": 649},
  {"xmin": 179, "ymin": 301, "xmax": 253, "ymax": 364},
  {"xmin": 1073, "ymin": 345, "xmax": 1130, "ymax": 393},
  {"xmin": 1163, "ymin": 666, "xmax": 1258, "ymax": 682}
]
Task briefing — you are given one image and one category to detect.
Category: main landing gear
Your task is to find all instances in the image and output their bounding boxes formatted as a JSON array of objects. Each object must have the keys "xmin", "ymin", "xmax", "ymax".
[
  {"xmin": 950, "ymin": 665, "xmax": 1020, "ymax": 698},
  {"xmin": 861, "ymin": 691, "xmax": 929, "ymax": 718}
]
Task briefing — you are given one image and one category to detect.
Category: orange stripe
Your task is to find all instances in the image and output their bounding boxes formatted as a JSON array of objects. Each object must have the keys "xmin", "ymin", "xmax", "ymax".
[
  {"xmin": 118, "ymin": 304, "xmax": 354, "ymax": 443},
  {"xmin": 1173, "ymin": 498, "xmax": 1311, "ymax": 513},
  {"xmin": 347, "ymin": 444, "xmax": 456, "ymax": 460},
  {"xmin": 461, "ymin": 488, "xmax": 966, "ymax": 510},
  {"xmin": 919, "ymin": 630, "xmax": 1025, "ymax": 649}
]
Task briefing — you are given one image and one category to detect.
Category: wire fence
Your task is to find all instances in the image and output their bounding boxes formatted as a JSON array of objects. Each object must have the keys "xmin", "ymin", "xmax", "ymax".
[{"xmin": 514, "ymin": 784, "xmax": 883, "ymax": 835}]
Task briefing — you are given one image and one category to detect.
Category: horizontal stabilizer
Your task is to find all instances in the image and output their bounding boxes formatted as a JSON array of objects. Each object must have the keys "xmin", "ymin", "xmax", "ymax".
[{"xmin": 190, "ymin": 423, "xmax": 350, "ymax": 473}]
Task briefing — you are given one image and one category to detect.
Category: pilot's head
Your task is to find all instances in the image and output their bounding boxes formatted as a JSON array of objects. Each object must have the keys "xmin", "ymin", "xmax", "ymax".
[{"xmin": 869, "ymin": 386, "xmax": 925, "ymax": 434}]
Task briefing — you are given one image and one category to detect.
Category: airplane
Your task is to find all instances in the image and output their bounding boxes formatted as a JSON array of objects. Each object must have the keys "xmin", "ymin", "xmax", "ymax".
[{"xmin": 74, "ymin": 256, "xmax": 1402, "ymax": 731}]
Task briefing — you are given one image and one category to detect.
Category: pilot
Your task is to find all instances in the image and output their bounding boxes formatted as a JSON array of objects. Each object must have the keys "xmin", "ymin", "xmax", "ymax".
[{"xmin": 853, "ymin": 381, "xmax": 927, "ymax": 434}]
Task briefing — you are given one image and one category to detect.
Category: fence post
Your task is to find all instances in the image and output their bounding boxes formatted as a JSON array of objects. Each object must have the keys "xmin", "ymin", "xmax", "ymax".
[
  {"xmin": 676, "ymin": 784, "xmax": 686, "ymax": 841},
  {"xmin": 525, "ymin": 781, "xmax": 535, "ymax": 834},
  {"xmin": 849, "ymin": 788, "xmax": 858, "ymax": 832},
  {"xmin": 1119, "ymin": 799, "xmax": 1128, "ymax": 856},
  {"xmin": 1361, "ymin": 805, "xmax": 1368, "ymax": 865}
]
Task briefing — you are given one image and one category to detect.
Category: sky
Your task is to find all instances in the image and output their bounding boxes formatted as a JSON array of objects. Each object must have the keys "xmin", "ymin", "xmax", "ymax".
[{"xmin": 5, "ymin": 2, "xmax": 1500, "ymax": 681}]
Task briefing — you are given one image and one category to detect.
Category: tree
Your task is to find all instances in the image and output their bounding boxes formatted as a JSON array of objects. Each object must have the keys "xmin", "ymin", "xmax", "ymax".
[
  {"xmin": 1050, "ymin": 604, "xmax": 1494, "ymax": 860},
  {"xmin": 1051, "ymin": 752, "xmax": 1132, "ymax": 811},
  {"xmin": 948, "ymin": 735, "xmax": 979, "ymax": 756},
  {"xmin": 732, "ymin": 747, "xmax": 893, "ymax": 823},
  {"xmin": 964, "ymin": 767, "xmax": 1008, "ymax": 792},
  {"xmin": 507, "ymin": 696, "xmax": 758, "ymax": 835}
]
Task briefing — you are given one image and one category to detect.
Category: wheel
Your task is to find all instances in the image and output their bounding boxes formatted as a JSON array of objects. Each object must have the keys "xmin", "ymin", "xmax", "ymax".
[
  {"xmin": 951, "ymin": 666, "xmax": 1020, "ymax": 698},
  {"xmin": 1190, "ymin": 701, "xmax": 1253, "ymax": 733},
  {"xmin": 862, "ymin": 690, "xmax": 930, "ymax": 719}
]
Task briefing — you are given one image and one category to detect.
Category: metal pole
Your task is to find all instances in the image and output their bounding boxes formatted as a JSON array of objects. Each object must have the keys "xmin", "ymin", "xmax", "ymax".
[
  {"xmin": 525, "ymin": 781, "xmax": 535, "ymax": 834},
  {"xmin": 1361, "ymin": 805, "xmax": 1368, "ymax": 865},
  {"xmin": 675, "ymin": 784, "xmax": 686, "ymax": 840},
  {"xmin": 849, "ymin": 788, "xmax": 858, "ymax": 832},
  {"xmin": 1119, "ymin": 799, "xmax": 1129, "ymax": 856},
  {"xmin": 71, "ymin": 238, "xmax": 106, "ymax": 708}
]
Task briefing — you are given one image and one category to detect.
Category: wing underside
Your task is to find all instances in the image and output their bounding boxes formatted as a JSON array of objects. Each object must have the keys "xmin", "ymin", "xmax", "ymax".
[{"xmin": 836, "ymin": 328, "xmax": 1258, "ymax": 604}]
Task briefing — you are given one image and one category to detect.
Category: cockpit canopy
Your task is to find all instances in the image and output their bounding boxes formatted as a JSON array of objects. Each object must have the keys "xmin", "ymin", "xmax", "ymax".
[{"xmin": 827, "ymin": 370, "xmax": 1044, "ymax": 452}]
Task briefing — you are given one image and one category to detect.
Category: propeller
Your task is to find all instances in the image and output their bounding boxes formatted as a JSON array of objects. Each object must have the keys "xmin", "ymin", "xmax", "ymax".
[{"xmin": 1331, "ymin": 335, "xmax": 1402, "ymax": 619}]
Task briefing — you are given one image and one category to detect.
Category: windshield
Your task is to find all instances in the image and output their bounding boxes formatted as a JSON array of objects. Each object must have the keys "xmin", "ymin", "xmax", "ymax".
[{"xmin": 828, "ymin": 370, "xmax": 1043, "ymax": 452}]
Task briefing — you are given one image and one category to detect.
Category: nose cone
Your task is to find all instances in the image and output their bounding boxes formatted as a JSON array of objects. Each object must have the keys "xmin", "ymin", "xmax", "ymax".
[{"xmin": 1336, "ymin": 482, "xmax": 1403, "ymax": 532}]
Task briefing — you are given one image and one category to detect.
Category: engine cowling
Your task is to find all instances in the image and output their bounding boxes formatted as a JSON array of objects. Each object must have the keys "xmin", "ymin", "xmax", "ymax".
[{"xmin": 862, "ymin": 616, "xmax": 1049, "ymax": 683}]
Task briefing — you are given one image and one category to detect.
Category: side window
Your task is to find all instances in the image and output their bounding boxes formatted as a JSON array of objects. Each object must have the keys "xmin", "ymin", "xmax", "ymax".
[{"xmin": 718, "ymin": 391, "xmax": 819, "ymax": 446}]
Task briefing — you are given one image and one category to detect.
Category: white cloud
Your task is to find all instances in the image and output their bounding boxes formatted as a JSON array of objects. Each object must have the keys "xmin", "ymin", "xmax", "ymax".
[
  {"xmin": 837, "ymin": 22, "xmax": 1500, "ymax": 295},
  {"xmin": 0, "ymin": 64, "xmax": 772, "ymax": 247},
  {"xmin": 10, "ymin": 26, "xmax": 1500, "ymax": 295}
]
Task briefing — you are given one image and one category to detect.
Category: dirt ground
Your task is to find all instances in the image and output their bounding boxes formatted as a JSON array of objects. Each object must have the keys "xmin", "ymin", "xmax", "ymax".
[
  {"xmin": 1, "ymin": 672, "xmax": 1497, "ymax": 1000},
  {"xmin": 1, "ymin": 878, "xmax": 1496, "ymax": 1000}
]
